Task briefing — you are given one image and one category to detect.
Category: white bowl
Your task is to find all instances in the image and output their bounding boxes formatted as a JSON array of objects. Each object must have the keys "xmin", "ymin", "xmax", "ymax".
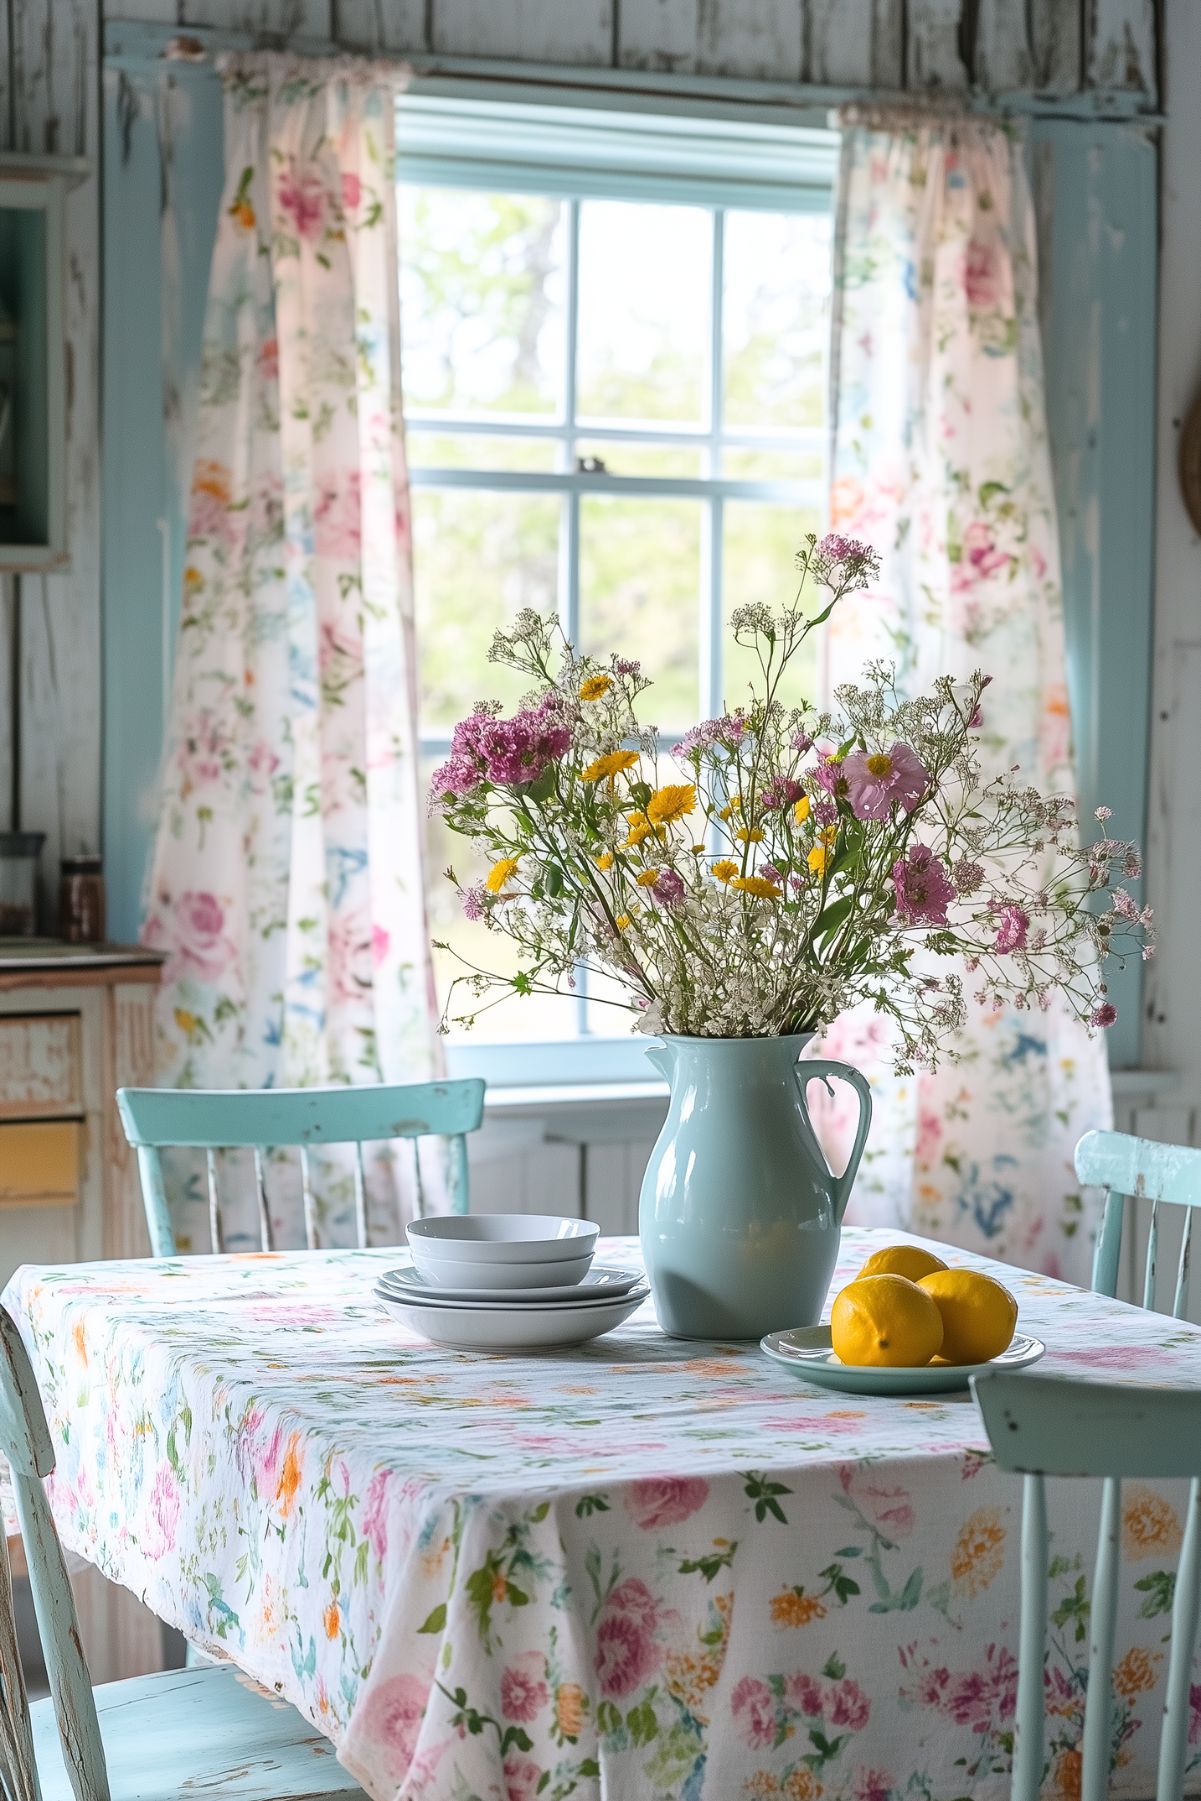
[
  {"xmin": 376, "ymin": 1285, "xmax": 647, "ymax": 1352},
  {"xmin": 412, "ymin": 1247, "xmax": 595, "ymax": 1291},
  {"xmin": 407, "ymin": 1213, "xmax": 599, "ymax": 1264}
]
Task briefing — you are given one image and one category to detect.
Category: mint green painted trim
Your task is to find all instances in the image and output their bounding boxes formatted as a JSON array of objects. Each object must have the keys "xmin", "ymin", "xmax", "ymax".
[
  {"xmin": 1076, "ymin": 1128, "xmax": 1201, "ymax": 1312},
  {"xmin": 1032, "ymin": 118, "xmax": 1156, "ymax": 1071}
]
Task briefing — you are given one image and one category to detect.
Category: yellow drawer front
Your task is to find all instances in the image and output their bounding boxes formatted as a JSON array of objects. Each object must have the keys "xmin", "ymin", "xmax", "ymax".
[{"xmin": 0, "ymin": 1120, "xmax": 81, "ymax": 1207}]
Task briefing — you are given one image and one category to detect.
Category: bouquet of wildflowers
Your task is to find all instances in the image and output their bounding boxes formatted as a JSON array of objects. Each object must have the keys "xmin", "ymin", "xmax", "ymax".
[{"xmin": 429, "ymin": 535, "xmax": 1151, "ymax": 1069}]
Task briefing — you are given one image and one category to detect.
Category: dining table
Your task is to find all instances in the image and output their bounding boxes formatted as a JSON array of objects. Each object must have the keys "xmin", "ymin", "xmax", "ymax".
[{"xmin": 4, "ymin": 1227, "xmax": 1201, "ymax": 1801}]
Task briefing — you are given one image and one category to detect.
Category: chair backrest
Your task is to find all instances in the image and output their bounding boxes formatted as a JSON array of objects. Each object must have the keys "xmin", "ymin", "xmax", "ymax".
[
  {"xmin": 0, "ymin": 1306, "xmax": 108, "ymax": 1801},
  {"xmin": 117, "ymin": 1079, "xmax": 486, "ymax": 1257},
  {"xmin": 973, "ymin": 1369, "xmax": 1201, "ymax": 1801},
  {"xmin": 1076, "ymin": 1127, "xmax": 1201, "ymax": 1315}
]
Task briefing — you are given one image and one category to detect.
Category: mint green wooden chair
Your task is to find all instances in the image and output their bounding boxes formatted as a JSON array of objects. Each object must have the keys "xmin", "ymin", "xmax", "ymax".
[
  {"xmin": 972, "ymin": 1369, "xmax": 1201, "ymax": 1801},
  {"xmin": 0, "ymin": 1304, "xmax": 368, "ymax": 1801},
  {"xmin": 117, "ymin": 1081, "xmax": 486, "ymax": 1257},
  {"xmin": 1076, "ymin": 1128, "xmax": 1201, "ymax": 1315}
]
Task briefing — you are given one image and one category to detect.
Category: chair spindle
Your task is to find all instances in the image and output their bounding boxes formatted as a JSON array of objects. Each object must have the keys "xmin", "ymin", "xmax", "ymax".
[
  {"xmin": 1158, "ymin": 1476, "xmax": 1201, "ymax": 1801},
  {"xmin": 411, "ymin": 1138, "xmax": 426, "ymax": 1220},
  {"xmin": 0, "ymin": 1532, "xmax": 38, "ymax": 1801},
  {"xmin": 1173, "ymin": 1212, "xmax": 1193, "ymax": 1320},
  {"xmin": 205, "ymin": 1149, "xmax": 223, "ymax": 1255},
  {"xmin": 1012, "ymin": 1472, "xmax": 1048, "ymax": 1801},
  {"xmin": 300, "ymin": 1148, "xmax": 318, "ymax": 1251},
  {"xmin": 1080, "ymin": 1476, "xmax": 1121, "ymax": 1801},
  {"xmin": 353, "ymin": 1143, "xmax": 368, "ymax": 1249},
  {"xmin": 1143, "ymin": 1198, "xmax": 1159, "ymax": 1312},
  {"xmin": 253, "ymin": 1148, "xmax": 275, "ymax": 1252}
]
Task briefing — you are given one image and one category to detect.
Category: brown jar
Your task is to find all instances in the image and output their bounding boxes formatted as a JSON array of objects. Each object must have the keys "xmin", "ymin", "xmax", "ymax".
[{"xmin": 59, "ymin": 855, "xmax": 106, "ymax": 944}]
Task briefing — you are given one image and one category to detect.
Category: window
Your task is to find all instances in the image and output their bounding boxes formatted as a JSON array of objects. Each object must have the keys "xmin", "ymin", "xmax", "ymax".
[{"xmin": 397, "ymin": 96, "xmax": 837, "ymax": 1082}]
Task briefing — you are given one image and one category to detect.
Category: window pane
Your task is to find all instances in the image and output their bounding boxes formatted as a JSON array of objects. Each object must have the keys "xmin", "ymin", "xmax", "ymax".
[
  {"xmin": 422, "ymin": 757, "xmax": 578, "ymax": 1043},
  {"xmin": 399, "ymin": 186, "xmax": 566, "ymax": 417},
  {"xmin": 574, "ymin": 439, "xmax": 702, "ymax": 478},
  {"xmin": 722, "ymin": 501, "xmax": 823, "ymax": 713},
  {"xmin": 576, "ymin": 200, "xmax": 710, "ymax": 426},
  {"xmin": 409, "ymin": 432, "xmax": 558, "ymax": 472},
  {"xmin": 414, "ymin": 489, "xmax": 560, "ymax": 731},
  {"xmin": 579, "ymin": 496, "xmax": 701, "ymax": 733},
  {"xmin": 722, "ymin": 445, "xmax": 824, "ymax": 484},
  {"xmin": 723, "ymin": 210, "xmax": 831, "ymax": 432}
]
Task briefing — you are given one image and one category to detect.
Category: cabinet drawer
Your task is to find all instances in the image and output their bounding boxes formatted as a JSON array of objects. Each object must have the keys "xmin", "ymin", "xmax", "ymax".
[
  {"xmin": 0, "ymin": 1013, "xmax": 82, "ymax": 1119},
  {"xmin": 0, "ymin": 1120, "xmax": 80, "ymax": 1207}
]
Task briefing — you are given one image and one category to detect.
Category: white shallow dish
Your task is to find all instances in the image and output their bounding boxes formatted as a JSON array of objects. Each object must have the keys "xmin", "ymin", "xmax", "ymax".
[
  {"xmin": 374, "ymin": 1278, "xmax": 649, "ymax": 1316},
  {"xmin": 413, "ymin": 1247, "xmax": 595, "ymax": 1291},
  {"xmin": 379, "ymin": 1260, "xmax": 645, "ymax": 1305},
  {"xmin": 376, "ymin": 1286, "xmax": 647, "ymax": 1351},
  {"xmin": 761, "ymin": 1326, "xmax": 1046, "ymax": 1396},
  {"xmin": 407, "ymin": 1213, "xmax": 599, "ymax": 1266}
]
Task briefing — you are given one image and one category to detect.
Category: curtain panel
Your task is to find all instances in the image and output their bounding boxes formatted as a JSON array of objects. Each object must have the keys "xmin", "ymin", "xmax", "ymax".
[
  {"xmin": 812, "ymin": 112, "xmax": 1113, "ymax": 1283},
  {"xmin": 142, "ymin": 55, "xmax": 440, "ymax": 1243}
]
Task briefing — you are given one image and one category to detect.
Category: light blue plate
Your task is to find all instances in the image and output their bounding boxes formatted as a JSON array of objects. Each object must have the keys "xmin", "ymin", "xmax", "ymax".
[{"xmin": 761, "ymin": 1326, "xmax": 1046, "ymax": 1395}]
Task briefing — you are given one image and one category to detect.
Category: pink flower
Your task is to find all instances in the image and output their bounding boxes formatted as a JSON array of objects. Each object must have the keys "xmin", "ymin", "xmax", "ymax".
[
  {"xmin": 247, "ymin": 740, "xmax": 280, "ymax": 785},
  {"xmin": 359, "ymin": 1672, "xmax": 430, "ymax": 1787},
  {"xmin": 761, "ymin": 776, "xmax": 804, "ymax": 811},
  {"xmin": 277, "ymin": 160, "xmax": 326, "ymax": 240},
  {"xmin": 854, "ymin": 1769, "xmax": 894, "ymax": 1801},
  {"xmin": 594, "ymin": 1578, "xmax": 663, "ymax": 1697},
  {"xmin": 360, "ymin": 1468, "xmax": 391, "ymax": 1561},
  {"xmin": 993, "ymin": 904, "xmax": 1030, "ymax": 953},
  {"xmin": 785, "ymin": 1671, "xmax": 824, "ymax": 1717},
  {"xmin": 142, "ymin": 1465, "xmax": 181, "ymax": 1560},
  {"xmin": 1090, "ymin": 1001, "xmax": 1118, "ymax": 1028},
  {"xmin": 943, "ymin": 1646, "xmax": 1017, "ymax": 1732},
  {"xmin": 828, "ymin": 1677, "xmax": 870, "ymax": 1730},
  {"xmin": 652, "ymin": 868, "xmax": 686, "ymax": 908},
  {"xmin": 1188, "ymin": 1681, "xmax": 1201, "ymax": 1745},
  {"xmin": 962, "ymin": 521, "xmax": 1010, "ymax": 581},
  {"xmin": 916, "ymin": 1109, "xmax": 942, "ymax": 1165},
  {"xmin": 624, "ymin": 1476, "xmax": 709, "ymax": 1529},
  {"xmin": 174, "ymin": 889, "xmax": 235, "ymax": 981},
  {"xmin": 371, "ymin": 923, "xmax": 390, "ymax": 967},
  {"xmin": 842, "ymin": 742, "xmax": 929, "ymax": 820},
  {"xmin": 431, "ymin": 698, "xmax": 571, "ymax": 800},
  {"xmin": 501, "ymin": 1652, "xmax": 549, "ymax": 1722},
  {"xmin": 813, "ymin": 756, "xmax": 850, "ymax": 801},
  {"xmin": 257, "ymin": 336, "xmax": 279, "ymax": 383},
  {"xmin": 342, "ymin": 171, "xmax": 362, "ymax": 210},
  {"xmin": 503, "ymin": 1756, "xmax": 543, "ymax": 1801},
  {"xmin": 839, "ymin": 1467, "xmax": 915, "ymax": 1538},
  {"xmin": 731, "ymin": 1676, "xmax": 778, "ymax": 1749},
  {"xmin": 964, "ymin": 239, "xmax": 999, "ymax": 308},
  {"xmin": 314, "ymin": 470, "xmax": 363, "ymax": 561},
  {"xmin": 891, "ymin": 846, "xmax": 956, "ymax": 926}
]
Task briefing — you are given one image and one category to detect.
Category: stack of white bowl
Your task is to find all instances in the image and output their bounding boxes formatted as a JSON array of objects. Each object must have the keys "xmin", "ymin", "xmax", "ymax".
[{"xmin": 375, "ymin": 1215, "xmax": 649, "ymax": 1351}]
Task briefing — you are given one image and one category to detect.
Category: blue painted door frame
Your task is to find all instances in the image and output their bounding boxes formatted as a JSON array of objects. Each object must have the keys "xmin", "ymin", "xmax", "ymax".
[{"xmin": 100, "ymin": 51, "xmax": 1157, "ymax": 1069}]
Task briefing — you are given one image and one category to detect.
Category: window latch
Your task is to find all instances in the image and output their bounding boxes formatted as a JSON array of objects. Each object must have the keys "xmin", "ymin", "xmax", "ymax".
[{"xmin": 576, "ymin": 455, "xmax": 608, "ymax": 475}]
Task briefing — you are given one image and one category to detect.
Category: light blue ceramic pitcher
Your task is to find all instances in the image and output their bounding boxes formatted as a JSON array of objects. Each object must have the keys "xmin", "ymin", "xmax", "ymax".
[{"xmin": 639, "ymin": 1034, "xmax": 873, "ymax": 1340}]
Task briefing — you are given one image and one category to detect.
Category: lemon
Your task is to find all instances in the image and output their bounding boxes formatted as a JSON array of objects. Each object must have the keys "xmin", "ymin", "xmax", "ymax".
[
  {"xmin": 917, "ymin": 1269, "xmax": 1018, "ymax": 1364},
  {"xmin": 830, "ymin": 1274, "xmax": 944, "ymax": 1368},
  {"xmin": 857, "ymin": 1243, "xmax": 949, "ymax": 1284}
]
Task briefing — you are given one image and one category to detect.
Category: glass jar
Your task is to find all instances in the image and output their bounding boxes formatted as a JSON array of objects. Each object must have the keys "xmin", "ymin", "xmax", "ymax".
[
  {"xmin": 59, "ymin": 854, "xmax": 106, "ymax": 944},
  {"xmin": 0, "ymin": 831, "xmax": 44, "ymax": 936}
]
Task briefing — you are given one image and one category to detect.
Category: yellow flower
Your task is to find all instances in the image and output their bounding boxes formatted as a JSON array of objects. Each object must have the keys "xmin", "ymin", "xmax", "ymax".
[
  {"xmin": 579, "ymin": 674, "xmax": 612, "ymax": 701},
  {"xmin": 735, "ymin": 827, "xmax": 765, "ymax": 843},
  {"xmin": 485, "ymin": 855, "xmax": 521, "ymax": 894},
  {"xmin": 615, "ymin": 913, "xmax": 633, "ymax": 931},
  {"xmin": 647, "ymin": 783, "xmax": 696, "ymax": 826},
  {"xmin": 793, "ymin": 796, "xmax": 811, "ymax": 825},
  {"xmin": 1122, "ymin": 1485, "xmax": 1183, "ymax": 1560},
  {"xmin": 807, "ymin": 845, "xmax": 828, "ymax": 875},
  {"xmin": 770, "ymin": 1588, "xmax": 827, "ymax": 1626},
  {"xmin": 691, "ymin": 842, "xmax": 706, "ymax": 853},
  {"xmin": 711, "ymin": 859, "xmax": 739, "ymax": 884},
  {"xmin": 1113, "ymin": 1646, "xmax": 1162, "ymax": 1700},
  {"xmin": 623, "ymin": 813, "xmax": 652, "ymax": 848},
  {"xmin": 183, "ymin": 565, "xmax": 204, "ymax": 592},
  {"xmin": 950, "ymin": 1507, "xmax": 1007, "ymax": 1596},
  {"xmin": 819, "ymin": 824, "xmax": 837, "ymax": 845},
  {"xmin": 595, "ymin": 851, "xmax": 615, "ymax": 870},
  {"xmin": 718, "ymin": 797, "xmax": 743, "ymax": 821},
  {"xmin": 555, "ymin": 1682, "xmax": 586, "ymax": 1740},
  {"xmin": 582, "ymin": 749, "xmax": 640, "ymax": 783},
  {"xmin": 731, "ymin": 875, "xmax": 782, "ymax": 899},
  {"xmin": 174, "ymin": 1007, "xmax": 200, "ymax": 1038},
  {"xmin": 636, "ymin": 869, "xmax": 660, "ymax": 887}
]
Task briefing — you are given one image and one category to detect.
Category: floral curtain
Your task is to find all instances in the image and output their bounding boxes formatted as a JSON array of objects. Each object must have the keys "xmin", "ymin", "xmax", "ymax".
[
  {"xmin": 142, "ymin": 56, "xmax": 440, "ymax": 1245},
  {"xmin": 810, "ymin": 111, "xmax": 1113, "ymax": 1283}
]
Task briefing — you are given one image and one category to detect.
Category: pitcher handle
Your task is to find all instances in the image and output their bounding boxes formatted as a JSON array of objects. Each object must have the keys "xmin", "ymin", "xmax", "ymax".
[{"xmin": 796, "ymin": 1059, "xmax": 873, "ymax": 1225}]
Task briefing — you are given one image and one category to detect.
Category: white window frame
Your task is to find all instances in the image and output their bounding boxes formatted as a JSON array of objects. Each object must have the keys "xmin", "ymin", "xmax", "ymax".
[{"xmin": 398, "ymin": 93, "xmax": 838, "ymax": 1086}]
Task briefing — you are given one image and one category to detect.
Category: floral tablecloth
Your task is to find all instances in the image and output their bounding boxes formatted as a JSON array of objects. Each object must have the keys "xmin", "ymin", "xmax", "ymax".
[{"xmin": 4, "ymin": 1231, "xmax": 1201, "ymax": 1801}]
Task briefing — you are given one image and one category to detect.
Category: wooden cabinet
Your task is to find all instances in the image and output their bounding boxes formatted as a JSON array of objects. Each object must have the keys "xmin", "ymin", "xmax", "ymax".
[{"xmin": 0, "ymin": 944, "xmax": 165, "ymax": 1681}]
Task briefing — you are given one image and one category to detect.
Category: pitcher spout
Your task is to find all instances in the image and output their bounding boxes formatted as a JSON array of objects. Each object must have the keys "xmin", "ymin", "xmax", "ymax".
[{"xmin": 643, "ymin": 1041, "xmax": 672, "ymax": 1081}]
